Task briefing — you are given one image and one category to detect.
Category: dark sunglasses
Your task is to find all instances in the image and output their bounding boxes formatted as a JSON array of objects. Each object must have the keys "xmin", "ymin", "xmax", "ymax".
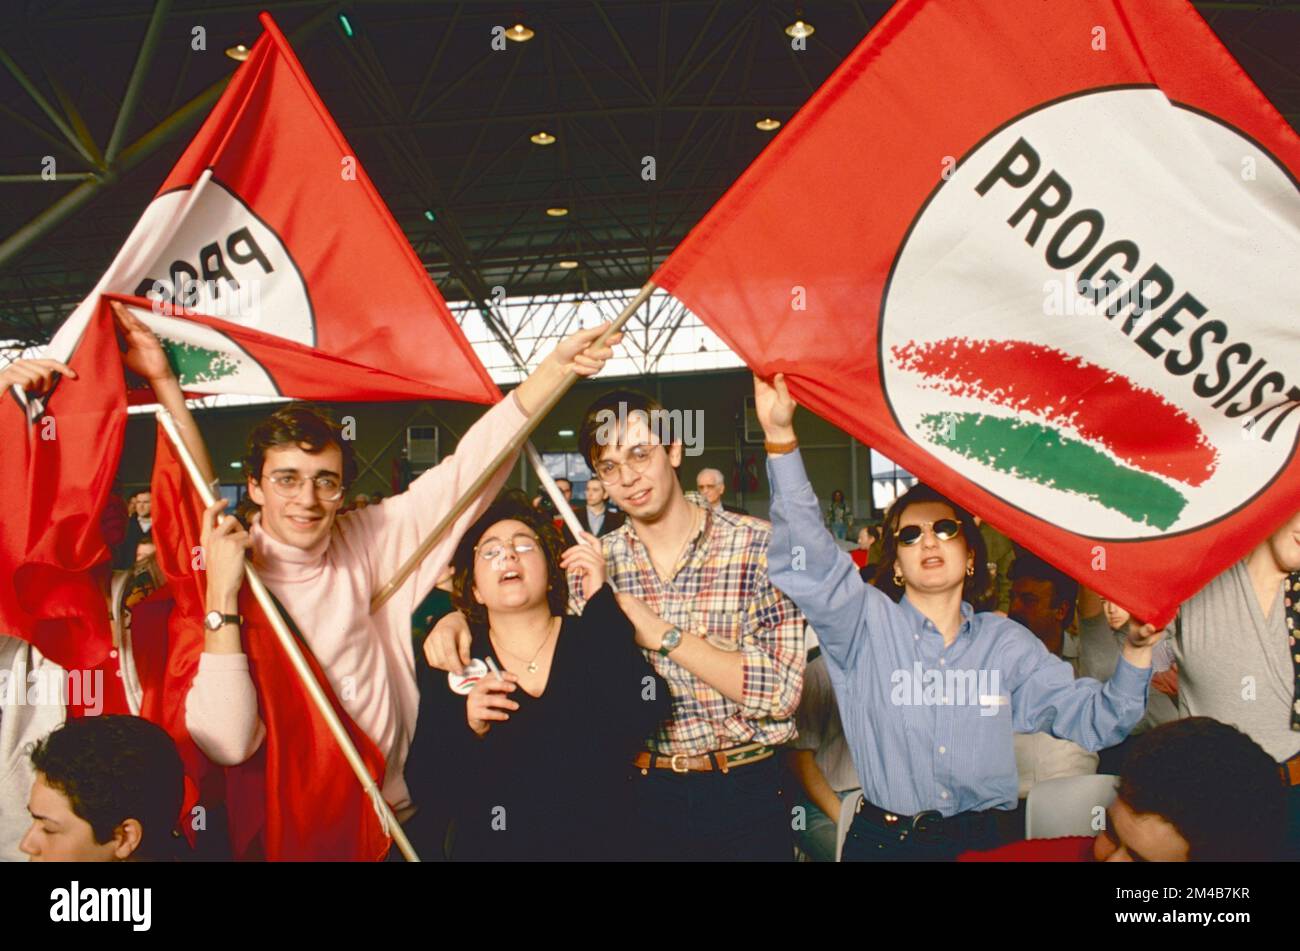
[{"xmin": 894, "ymin": 518, "xmax": 962, "ymax": 547}]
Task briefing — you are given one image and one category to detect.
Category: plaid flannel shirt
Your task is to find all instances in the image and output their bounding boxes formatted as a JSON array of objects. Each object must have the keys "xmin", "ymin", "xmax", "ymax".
[{"xmin": 568, "ymin": 501, "xmax": 806, "ymax": 755}]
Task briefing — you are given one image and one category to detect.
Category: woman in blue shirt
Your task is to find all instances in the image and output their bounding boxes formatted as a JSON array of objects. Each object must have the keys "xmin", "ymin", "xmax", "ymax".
[{"xmin": 756, "ymin": 373, "xmax": 1161, "ymax": 860}]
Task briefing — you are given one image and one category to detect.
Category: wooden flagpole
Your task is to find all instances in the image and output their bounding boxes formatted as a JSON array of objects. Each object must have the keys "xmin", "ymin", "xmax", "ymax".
[
  {"xmin": 369, "ymin": 279, "xmax": 656, "ymax": 613},
  {"xmin": 156, "ymin": 408, "xmax": 420, "ymax": 863}
]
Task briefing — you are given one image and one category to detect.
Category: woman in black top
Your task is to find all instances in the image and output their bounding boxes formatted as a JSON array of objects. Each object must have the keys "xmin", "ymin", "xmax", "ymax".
[{"xmin": 405, "ymin": 493, "xmax": 671, "ymax": 861}]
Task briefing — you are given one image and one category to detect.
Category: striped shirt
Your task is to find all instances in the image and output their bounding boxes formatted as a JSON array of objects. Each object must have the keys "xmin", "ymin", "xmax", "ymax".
[
  {"xmin": 568, "ymin": 501, "xmax": 805, "ymax": 754},
  {"xmin": 767, "ymin": 449, "xmax": 1150, "ymax": 817}
]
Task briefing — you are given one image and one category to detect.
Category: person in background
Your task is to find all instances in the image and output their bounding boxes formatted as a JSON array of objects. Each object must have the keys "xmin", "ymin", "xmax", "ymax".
[
  {"xmin": 695, "ymin": 468, "xmax": 747, "ymax": 515},
  {"xmin": 19, "ymin": 715, "xmax": 186, "ymax": 862},
  {"xmin": 574, "ymin": 478, "xmax": 624, "ymax": 540},
  {"xmin": 961, "ymin": 718, "xmax": 1288, "ymax": 862},
  {"xmin": 1, "ymin": 635, "xmax": 66, "ymax": 861},
  {"xmin": 1076, "ymin": 588, "xmax": 1179, "ymax": 774},
  {"xmin": 1126, "ymin": 510, "xmax": 1300, "ymax": 856},
  {"xmin": 112, "ymin": 490, "xmax": 155, "ymax": 569},
  {"xmin": 1007, "ymin": 554, "xmax": 1098, "ymax": 798},
  {"xmin": 851, "ymin": 523, "xmax": 880, "ymax": 571},
  {"xmin": 974, "ymin": 516, "xmax": 1015, "ymax": 615},
  {"xmin": 759, "ymin": 371, "xmax": 1156, "ymax": 861},
  {"xmin": 787, "ymin": 640, "xmax": 862, "ymax": 861},
  {"xmin": 827, "ymin": 488, "xmax": 850, "ymax": 540}
]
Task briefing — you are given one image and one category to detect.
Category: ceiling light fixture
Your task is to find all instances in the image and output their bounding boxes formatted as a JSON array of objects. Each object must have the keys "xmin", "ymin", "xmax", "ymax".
[
  {"xmin": 546, "ymin": 207, "xmax": 568, "ymax": 217},
  {"xmin": 225, "ymin": 43, "xmax": 250, "ymax": 62},
  {"xmin": 755, "ymin": 117, "xmax": 781, "ymax": 132},
  {"xmin": 557, "ymin": 260, "xmax": 579, "ymax": 269},
  {"xmin": 530, "ymin": 131, "xmax": 556, "ymax": 146},
  {"xmin": 784, "ymin": 18, "xmax": 814, "ymax": 39},
  {"xmin": 505, "ymin": 23, "xmax": 535, "ymax": 42}
]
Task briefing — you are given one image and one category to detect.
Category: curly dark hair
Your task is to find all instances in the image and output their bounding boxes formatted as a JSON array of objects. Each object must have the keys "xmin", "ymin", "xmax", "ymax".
[
  {"xmin": 451, "ymin": 490, "xmax": 570, "ymax": 629},
  {"xmin": 871, "ymin": 483, "xmax": 992, "ymax": 608},
  {"xmin": 30, "ymin": 715, "xmax": 185, "ymax": 861},
  {"xmin": 243, "ymin": 402, "xmax": 358, "ymax": 490},
  {"xmin": 1118, "ymin": 717, "xmax": 1287, "ymax": 861}
]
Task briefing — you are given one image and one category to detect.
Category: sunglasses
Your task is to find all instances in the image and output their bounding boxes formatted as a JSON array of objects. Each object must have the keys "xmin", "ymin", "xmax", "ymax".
[{"xmin": 894, "ymin": 518, "xmax": 962, "ymax": 547}]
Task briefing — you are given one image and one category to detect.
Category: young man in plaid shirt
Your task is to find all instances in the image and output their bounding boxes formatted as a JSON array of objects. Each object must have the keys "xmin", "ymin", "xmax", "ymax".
[{"xmin": 425, "ymin": 390, "xmax": 806, "ymax": 860}]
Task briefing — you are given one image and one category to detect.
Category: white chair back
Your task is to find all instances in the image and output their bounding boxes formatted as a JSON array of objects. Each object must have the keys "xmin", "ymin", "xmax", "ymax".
[{"xmin": 1025, "ymin": 773, "xmax": 1119, "ymax": 839}]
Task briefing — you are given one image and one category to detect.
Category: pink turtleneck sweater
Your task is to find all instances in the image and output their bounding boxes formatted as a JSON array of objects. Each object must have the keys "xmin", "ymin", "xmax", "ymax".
[{"xmin": 185, "ymin": 394, "xmax": 526, "ymax": 813}]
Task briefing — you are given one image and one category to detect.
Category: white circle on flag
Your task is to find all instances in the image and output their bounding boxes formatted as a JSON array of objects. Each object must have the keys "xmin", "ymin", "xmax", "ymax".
[
  {"xmin": 131, "ymin": 175, "xmax": 314, "ymax": 344},
  {"xmin": 880, "ymin": 88, "xmax": 1300, "ymax": 539}
]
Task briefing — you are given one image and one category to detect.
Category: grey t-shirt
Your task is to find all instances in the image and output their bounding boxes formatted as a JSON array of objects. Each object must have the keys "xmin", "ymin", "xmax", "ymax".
[
  {"xmin": 793, "ymin": 652, "xmax": 861, "ymax": 793},
  {"xmin": 1157, "ymin": 560, "xmax": 1300, "ymax": 762},
  {"xmin": 1076, "ymin": 612, "xmax": 1178, "ymax": 734}
]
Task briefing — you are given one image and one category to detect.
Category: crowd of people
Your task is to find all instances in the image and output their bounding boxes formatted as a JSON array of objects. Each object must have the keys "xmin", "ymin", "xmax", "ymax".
[{"xmin": 1, "ymin": 314, "xmax": 1297, "ymax": 863}]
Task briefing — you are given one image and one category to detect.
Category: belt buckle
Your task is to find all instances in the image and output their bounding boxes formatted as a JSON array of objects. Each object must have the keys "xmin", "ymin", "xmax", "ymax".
[
  {"xmin": 911, "ymin": 810, "xmax": 944, "ymax": 841},
  {"xmin": 669, "ymin": 753, "xmax": 690, "ymax": 774}
]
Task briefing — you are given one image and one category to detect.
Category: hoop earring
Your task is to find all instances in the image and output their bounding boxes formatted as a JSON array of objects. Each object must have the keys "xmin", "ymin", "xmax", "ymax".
[
  {"xmin": 892, "ymin": 568, "xmax": 904, "ymax": 587},
  {"xmin": 965, "ymin": 562, "xmax": 975, "ymax": 577}
]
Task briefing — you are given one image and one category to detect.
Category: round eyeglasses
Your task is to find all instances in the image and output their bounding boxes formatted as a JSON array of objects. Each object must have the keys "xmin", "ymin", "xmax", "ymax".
[
  {"xmin": 263, "ymin": 473, "xmax": 345, "ymax": 503},
  {"xmin": 475, "ymin": 534, "xmax": 541, "ymax": 561},
  {"xmin": 593, "ymin": 443, "xmax": 660, "ymax": 484}
]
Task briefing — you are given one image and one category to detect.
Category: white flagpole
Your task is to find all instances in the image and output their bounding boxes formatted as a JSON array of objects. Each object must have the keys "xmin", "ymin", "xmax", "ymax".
[
  {"xmin": 156, "ymin": 408, "xmax": 420, "ymax": 863},
  {"xmin": 525, "ymin": 441, "xmax": 586, "ymax": 545}
]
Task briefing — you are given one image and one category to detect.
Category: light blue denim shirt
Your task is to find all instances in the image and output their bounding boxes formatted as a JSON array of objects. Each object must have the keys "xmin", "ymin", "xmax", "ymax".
[{"xmin": 767, "ymin": 449, "xmax": 1151, "ymax": 816}]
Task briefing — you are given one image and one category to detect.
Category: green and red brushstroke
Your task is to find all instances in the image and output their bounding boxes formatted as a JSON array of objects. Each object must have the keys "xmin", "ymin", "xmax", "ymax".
[
  {"xmin": 892, "ymin": 338, "xmax": 1218, "ymax": 530},
  {"xmin": 892, "ymin": 338, "xmax": 1218, "ymax": 486}
]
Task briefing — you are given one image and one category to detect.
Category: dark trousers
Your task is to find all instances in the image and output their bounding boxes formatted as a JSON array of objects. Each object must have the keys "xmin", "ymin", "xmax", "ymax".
[
  {"xmin": 842, "ymin": 808, "xmax": 1016, "ymax": 862},
  {"xmin": 630, "ymin": 756, "xmax": 791, "ymax": 861},
  {"xmin": 1287, "ymin": 784, "xmax": 1300, "ymax": 861}
]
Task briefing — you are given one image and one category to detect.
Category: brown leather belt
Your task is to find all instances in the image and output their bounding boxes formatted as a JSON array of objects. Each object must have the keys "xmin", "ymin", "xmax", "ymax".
[
  {"xmin": 1282, "ymin": 753, "xmax": 1300, "ymax": 787},
  {"xmin": 633, "ymin": 742, "xmax": 774, "ymax": 775}
]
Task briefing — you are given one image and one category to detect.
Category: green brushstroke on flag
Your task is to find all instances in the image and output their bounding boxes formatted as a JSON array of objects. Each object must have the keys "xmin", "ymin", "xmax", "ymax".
[
  {"xmin": 160, "ymin": 338, "xmax": 239, "ymax": 386},
  {"xmin": 920, "ymin": 412, "xmax": 1188, "ymax": 529}
]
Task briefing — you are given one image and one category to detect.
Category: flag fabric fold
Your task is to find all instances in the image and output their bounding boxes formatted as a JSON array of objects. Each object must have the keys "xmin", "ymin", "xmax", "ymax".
[{"xmin": 1, "ymin": 300, "xmax": 126, "ymax": 670}]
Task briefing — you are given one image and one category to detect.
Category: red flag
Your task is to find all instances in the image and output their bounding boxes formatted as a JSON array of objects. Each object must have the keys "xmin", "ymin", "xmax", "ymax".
[
  {"xmin": 655, "ymin": 0, "xmax": 1300, "ymax": 625},
  {"xmin": 141, "ymin": 429, "xmax": 390, "ymax": 861},
  {"xmin": 0, "ymin": 301, "xmax": 125, "ymax": 670},
  {"xmin": 45, "ymin": 12, "xmax": 498, "ymax": 407}
]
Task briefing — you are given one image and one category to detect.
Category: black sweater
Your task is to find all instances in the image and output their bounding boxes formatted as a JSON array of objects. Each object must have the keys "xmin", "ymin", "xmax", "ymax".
[{"xmin": 405, "ymin": 584, "xmax": 671, "ymax": 860}]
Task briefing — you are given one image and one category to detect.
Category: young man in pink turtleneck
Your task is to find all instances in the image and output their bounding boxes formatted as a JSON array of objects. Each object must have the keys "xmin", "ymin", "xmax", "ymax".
[{"xmin": 114, "ymin": 301, "xmax": 621, "ymax": 822}]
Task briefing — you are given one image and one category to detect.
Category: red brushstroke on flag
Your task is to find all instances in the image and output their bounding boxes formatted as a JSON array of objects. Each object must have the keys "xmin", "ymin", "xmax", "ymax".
[{"xmin": 892, "ymin": 338, "xmax": 1218, "ymax": 486}]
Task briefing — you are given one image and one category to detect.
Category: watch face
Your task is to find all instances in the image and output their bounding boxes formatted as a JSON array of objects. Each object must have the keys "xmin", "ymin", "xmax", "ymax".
[{"xmin": 204, "ymin": 611, "xmax": 223, "ymax": 631}]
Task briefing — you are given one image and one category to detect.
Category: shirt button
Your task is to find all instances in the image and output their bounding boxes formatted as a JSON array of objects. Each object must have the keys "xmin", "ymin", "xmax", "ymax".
[
  {"xmin": 109, "ymin": 649, "xmax": 118, "ymax": 659},
  {"xmin": 114, "ymin": 669, "xmax": 123, "ymax": 678},
  {"xmin": 938, "ymin": 746, "xmax": 947, "ymax": 754},
  {"xmin": 939, "ymin": 658, "xmax": 946, "ymax": 666},
  {"xmin": 913, "ymin": 634, "xmax": 919, "ymax": 641},
  {"xmin": 940, "ymin": 791, "xmax": 949, "ymax": 800}
]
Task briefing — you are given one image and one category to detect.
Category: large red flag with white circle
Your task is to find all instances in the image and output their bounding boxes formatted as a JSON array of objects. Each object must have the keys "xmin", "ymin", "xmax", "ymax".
[{"xmin": 655, "ymin": 0, "xmax": 1300, "ymax": 625}]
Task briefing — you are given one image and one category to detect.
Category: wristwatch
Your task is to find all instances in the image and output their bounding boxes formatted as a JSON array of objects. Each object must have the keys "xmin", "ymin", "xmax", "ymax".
[
  {"xmin": 658, "ymin": 625, "xmax": 683, "ymax": 656},
  {"xmin": 204, "ymin": 610, "xmax": 243, "ymax": 632}
]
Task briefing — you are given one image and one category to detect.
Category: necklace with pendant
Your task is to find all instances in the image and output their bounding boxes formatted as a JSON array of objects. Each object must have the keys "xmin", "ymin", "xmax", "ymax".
[{"xmin": 491, "ymin": 616, "xmax": 558, "ymax": 674}]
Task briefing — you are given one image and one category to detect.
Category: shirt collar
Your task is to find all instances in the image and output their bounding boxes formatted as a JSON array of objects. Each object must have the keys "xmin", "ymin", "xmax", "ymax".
[{"xmin": 900, "ymin": 593, "xmax": 976, "ymax": 639}]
